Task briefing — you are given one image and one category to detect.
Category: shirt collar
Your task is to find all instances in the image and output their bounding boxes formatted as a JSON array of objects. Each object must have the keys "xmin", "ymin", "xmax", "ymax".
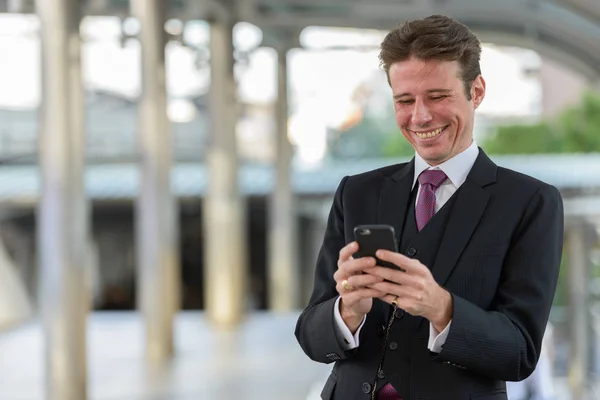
[{"xmin": 412, "ymin": 140, "xmax": 479, "ymax": 189}]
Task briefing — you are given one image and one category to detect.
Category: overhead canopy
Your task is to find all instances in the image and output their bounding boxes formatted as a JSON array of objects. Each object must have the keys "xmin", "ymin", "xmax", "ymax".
[
  {"xmin": 241, "ymin": 0, "xmax": 600, "ymax": 81},
  {"xmin": 2, "ymin": 0, "xmax": 600, "ymax": 79}
]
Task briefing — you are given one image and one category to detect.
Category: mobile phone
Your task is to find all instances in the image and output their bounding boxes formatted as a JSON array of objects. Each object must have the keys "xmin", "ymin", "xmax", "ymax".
[{"xmin": 353, "ymin": 224, "xmax": 400, "ymax": 270}]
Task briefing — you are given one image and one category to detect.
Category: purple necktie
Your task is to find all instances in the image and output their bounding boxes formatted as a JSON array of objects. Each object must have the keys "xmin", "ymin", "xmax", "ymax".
[
  {"xmin": 377, "ymin": 383, "xmax": 401, "ymax": 400},
  {"xmin": 415, "ymin": 169, "xmax": 448, "ymax": 231}
]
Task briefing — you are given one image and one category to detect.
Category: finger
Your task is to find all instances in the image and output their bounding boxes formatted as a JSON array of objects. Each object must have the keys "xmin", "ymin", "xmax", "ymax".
[
  {"xmin": 379, "ymin": 293, "xmax": 399, "ymax": 305},
  {"xmin": 343, "ymin": 256, "xmax": 377, "ymax": 275},
  {"xmin": 335, "ymin": 257, "xmax": 363, "ymax": 281},
  {"xmin": 363, "ymin": 266, "xmax": 406, "ymax": 284},
  {"xmin": 341, "ymin": 288, "xmax": 386, "ymax": 303},
  {"xmin": 346, "ymin": 273, "xmax": 384, "ymax": 289},
  {"xmin": 368, "ymin": 281, "xmax": 416, "ymax": 299},
  {"xmin": 379, "ymin": 294, "xmax": 412, "ymax": 310},
  {"xmin": 335, "ymin": 258, "xmax": 376, "ymax": 284},
  {"xmin": 334, "ymin": 256, "xmax": 375, "ymax": 283},
  {"xmin": 379, "ymin": 294, "xmax": 420, "ymax": 316},
  {"xmin": 371, "ymin": 283, "xmax": 424, "ymax": 303},
  {"xmin": 338, "ymin": 242, "xmax": 359, "ymax": 266},
  {"xmin": 336, "ymin": 275, "xmax": 382, "ymax": 294},
  {"xmin": 375, "ymin": 250, "xmax": 425, "ymax": 274},
  {"xmin": 365, "ymin": 266, "xmax": 425, "ymax": 288}
]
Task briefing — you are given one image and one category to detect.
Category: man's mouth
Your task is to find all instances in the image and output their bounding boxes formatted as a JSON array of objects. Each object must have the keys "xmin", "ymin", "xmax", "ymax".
[{"xmin": 411, "ymin": 125, "xmax": 448, "ymax": 139}]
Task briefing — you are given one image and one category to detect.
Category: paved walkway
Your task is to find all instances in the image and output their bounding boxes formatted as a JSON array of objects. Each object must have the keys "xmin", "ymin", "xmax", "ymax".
[
  {"xmin": 0, "ymin": 312, "xmax": 593, "ymax": 400},
  {"xmin": 0, "ymin": 312, "xmax": 330, "ymax": 400}
]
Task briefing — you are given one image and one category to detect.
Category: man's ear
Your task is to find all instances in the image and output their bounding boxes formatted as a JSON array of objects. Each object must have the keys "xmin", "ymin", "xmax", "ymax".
[{"xmin": 471, "ymin": 75, "xmax": 486, "ymax": 109}]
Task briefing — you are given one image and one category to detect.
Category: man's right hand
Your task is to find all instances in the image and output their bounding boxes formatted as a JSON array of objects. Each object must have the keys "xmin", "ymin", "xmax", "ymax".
[{"xmin": 334, "ymin": 241, "xmax": 386, "ymax": 334}]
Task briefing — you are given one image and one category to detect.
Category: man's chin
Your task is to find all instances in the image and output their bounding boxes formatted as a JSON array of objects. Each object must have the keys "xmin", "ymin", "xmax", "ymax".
[{"xmin": 417, "ymin": 149, "xmax": 451, "ymax": 166}]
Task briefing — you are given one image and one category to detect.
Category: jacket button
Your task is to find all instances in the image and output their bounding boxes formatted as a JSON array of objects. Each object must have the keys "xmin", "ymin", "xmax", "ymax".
[
  {"xmin": 362, "ymin": 382, "xmax": 372, "ymax": 393},
  {"xmin": 377, "ymin": 370, "xmax": 385, "ymax": 379},
  {"xmin": 406, "ymin": 247, "xmax": 417, "ymax": 257},
  {"xmin": 389, "ymin": 341, "xmax": 398, "ymax": 351},
  {"xmin": 394, "ymin": 308, "xmax": 404, "ymax": 318}
]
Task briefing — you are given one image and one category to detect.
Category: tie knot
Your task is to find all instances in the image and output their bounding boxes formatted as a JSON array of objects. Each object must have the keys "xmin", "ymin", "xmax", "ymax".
[{"xmin": 418, "ymin": 169, "xmax": 447, "ymax": 189}]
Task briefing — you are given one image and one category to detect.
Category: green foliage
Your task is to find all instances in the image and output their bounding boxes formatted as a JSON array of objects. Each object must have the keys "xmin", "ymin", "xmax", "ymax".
[
  {"xmin": 485, "ymin": 91, "xmax": 600, "ymax": 154},
  {"xmin": 382, "ymin": 130, "xmax": 415, "ymax": 158},
  {"xmin": 328, "ymin": 118, "xmax": 390, "ymax": 159},
  {"xmin": 329, "ymin": 116, "xmax": 411, "ymax": 159},
  {"xmin": 557, "ymin": 92, "xmax": 600, "ymax": 153},
  {"xmin": 484, "ymin": 122, "xmax": 563, "ymax": 154}
]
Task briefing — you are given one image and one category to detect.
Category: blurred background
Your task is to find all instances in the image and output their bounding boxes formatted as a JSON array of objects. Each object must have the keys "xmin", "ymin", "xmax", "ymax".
[{"xmin": 0, "ymin": 0, "xmax": 599, "ymax": 399}]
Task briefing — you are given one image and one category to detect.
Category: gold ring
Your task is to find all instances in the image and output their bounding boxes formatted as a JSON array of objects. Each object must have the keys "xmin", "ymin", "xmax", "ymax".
[
  {"xmin": 342, "ymin": 279, "xmax": 353, "ymax": 291},
  {"xmin": 391, "ymin": 296, "xmax": 399, "ymax": 306}
]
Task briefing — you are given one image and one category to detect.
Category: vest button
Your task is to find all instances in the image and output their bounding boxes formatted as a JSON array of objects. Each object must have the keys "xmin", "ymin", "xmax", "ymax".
[
  {"xmin": 377, "ymin": 370, "xmax": 385, "ymax": 379},
  {"xmin": 377, "ymin": 324, "xmax": 386, "ymax": 336},
  {"xmin": 389, "ymin": 341, "xmax": 398, "ymax": 351},
  {"xmin": 362, "ymin": 382, "xmax": 372, "ymax": 393},
  {"xmin": 406, "ymin": 247, "xmax": 417, "ymax": 257},
  {"xmin": 394, "ymin": 308, "xmax": 404, "ymax": 318}
]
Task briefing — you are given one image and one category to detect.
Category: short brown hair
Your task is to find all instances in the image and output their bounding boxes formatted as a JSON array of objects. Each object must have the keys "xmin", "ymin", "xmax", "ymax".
[{"xmin": 379, "ymin": 15, "xmax": 482, "ymax": 99}]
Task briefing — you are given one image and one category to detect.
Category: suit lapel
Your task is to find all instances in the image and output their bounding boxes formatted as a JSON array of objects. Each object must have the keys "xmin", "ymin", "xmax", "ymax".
[
  {"xmin": 430, "ymin": 149, "xmax": 497, "ymax": 286},
  {"xmin": 377, "ymin": 159, "xmax": 414, "ymax": 248}
]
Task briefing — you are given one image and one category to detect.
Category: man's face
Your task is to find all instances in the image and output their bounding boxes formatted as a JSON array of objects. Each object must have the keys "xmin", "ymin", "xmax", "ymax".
[{"xmin": 389, "ymin": 58, "xmax": 485, "ymax": 165}]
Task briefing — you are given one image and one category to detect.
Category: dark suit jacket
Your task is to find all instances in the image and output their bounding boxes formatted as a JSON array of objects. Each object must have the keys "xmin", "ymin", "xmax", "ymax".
[{"xmin": 295, "ymin": 149, "xmax": 564, "ymax": 400}]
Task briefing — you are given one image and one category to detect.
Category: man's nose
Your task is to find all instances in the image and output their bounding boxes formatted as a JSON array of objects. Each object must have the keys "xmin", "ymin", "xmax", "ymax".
[{"xmin": 411, "ymin": 99, "xmax": 433, "ymax": 126}]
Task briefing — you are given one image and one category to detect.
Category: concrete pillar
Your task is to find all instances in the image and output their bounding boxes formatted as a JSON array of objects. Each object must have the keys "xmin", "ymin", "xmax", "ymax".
[
  {"xmin": 203, "ymin": 18, "xmax": 247, "ymax": 327},
  {"xmin": 566, "ymin": 220, "xmax": 590, "ymax": 399},
  {"xmin": 268, "ymin": 46, "xmax": 299, "ymax": 311},
  {"xmin": 131, "ymin": 0, "xmax": 180, "ymax": 361},
  {"xmin": 36, "ymin": 0, "xmax": 88, "ymax": 398}
]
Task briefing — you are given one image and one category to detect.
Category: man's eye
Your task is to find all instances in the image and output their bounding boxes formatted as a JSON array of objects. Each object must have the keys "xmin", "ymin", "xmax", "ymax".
[
  {"xmin": 431, "ymin": 96, "xmax": 447, "ymax": 101},
  {"xmin": 397, "ymin": 99, "xmax": 414, "ymax": 105}
]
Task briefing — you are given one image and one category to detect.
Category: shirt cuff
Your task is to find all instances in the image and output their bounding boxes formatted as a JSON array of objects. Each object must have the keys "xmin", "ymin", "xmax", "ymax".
[
  {"xmin": 428, "ymin": 320, "xmax": 452, "ymax": 353},
  {"xmin": 333, "ymin": 296, "xmax": 366, "ymax": 349}
]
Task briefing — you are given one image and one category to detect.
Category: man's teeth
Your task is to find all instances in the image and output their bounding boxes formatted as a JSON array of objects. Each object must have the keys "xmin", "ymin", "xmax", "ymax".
[{"xmin": 415, "ymin": 127, "xmax": 444, "ymax": 139}]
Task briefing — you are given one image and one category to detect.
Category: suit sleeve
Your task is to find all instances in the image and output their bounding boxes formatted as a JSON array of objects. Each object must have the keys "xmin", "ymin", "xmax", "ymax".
[
  {"xmin": 437, "ymin": 184, "xmax": 564, "ymax": 381},
  {"xmin": 295, "ymin": 176, "xmax": 356, "ymax": 364}
]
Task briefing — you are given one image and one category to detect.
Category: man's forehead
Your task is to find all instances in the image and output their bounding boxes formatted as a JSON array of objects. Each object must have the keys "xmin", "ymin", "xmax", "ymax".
[
  {"xmin": 390, "ymin": 59, "xmax": 459, "ymax": 79},
  {"xmin": 389, "ymin": 59, "xmax": 461, "ymax": 94}
]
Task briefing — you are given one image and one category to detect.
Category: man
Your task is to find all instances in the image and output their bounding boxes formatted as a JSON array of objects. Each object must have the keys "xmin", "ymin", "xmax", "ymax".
[{"xmin": 295, "ymin": 15, "xmax": 564, "ymax": 400}]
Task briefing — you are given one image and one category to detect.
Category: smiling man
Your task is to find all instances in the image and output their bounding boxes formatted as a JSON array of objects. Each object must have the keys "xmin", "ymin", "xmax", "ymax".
[{"xmin": 295, "ymin": 15, "xmax": 564, "ymax": 400}]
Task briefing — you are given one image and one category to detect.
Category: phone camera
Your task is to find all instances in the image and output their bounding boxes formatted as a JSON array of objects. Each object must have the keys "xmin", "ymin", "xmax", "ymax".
[{"xmin": 359, "ymin": 228, "xmax": 371, "ymax": 235}]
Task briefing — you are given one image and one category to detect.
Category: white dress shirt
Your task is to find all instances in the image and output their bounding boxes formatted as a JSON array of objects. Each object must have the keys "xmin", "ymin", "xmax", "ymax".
[{"xmin": 333, "ymin": 140, "xmax": 480, "ymax": 353}]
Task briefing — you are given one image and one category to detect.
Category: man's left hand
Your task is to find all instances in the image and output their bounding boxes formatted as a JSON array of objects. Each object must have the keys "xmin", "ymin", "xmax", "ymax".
[{"xmin": 365, "ymin": 250, "xmax": 453, "ymax": 331}]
